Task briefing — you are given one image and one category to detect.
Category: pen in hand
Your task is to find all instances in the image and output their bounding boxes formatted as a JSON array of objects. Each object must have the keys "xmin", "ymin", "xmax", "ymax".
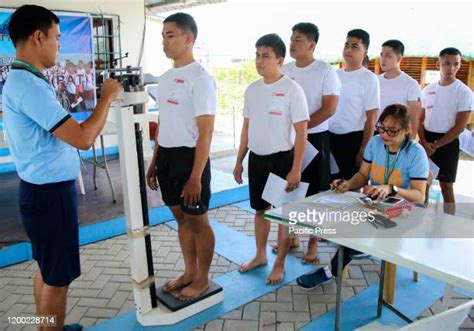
[{"xmin": 332, "ymin": 179, "xmax": 343, "ymax": 191}]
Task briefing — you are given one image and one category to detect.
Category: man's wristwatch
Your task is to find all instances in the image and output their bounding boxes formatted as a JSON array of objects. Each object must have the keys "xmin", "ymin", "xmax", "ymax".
[{"xmin": 390, "ymin": 185, "xmax": 399, "ymax": 196}]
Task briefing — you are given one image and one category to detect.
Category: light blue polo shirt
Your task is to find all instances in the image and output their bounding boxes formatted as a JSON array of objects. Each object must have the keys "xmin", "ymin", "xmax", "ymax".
[
  {"xmin": 363, "ymin": 135, "xmax": 429, "ymax": 189},
  {"xmin": 2, "ymin": 68, "xmax": 79, "ymax": 184}
]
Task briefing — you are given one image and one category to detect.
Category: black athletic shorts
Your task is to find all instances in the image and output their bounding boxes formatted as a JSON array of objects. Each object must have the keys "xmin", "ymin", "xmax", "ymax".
[
  {"xmin": 425, "ymin": 130, "xmax": 460, "ymax": 183},
  {"xmin": 156, "ymin": 146, "xmax": 211, "ymax": 215},
  {"xmin": 303, "ymin": 131, "xmax": 331, "ymax": 196},
  {"xmin": 19, "ymin": 179, "xmax": 80, "ymax": 287},
  {"xmin": 248, "ymin": 150, "xmax": 293, "ymax": 210},
  {"xmin": 329, "ymin": 130, "xmax": 364, "ymax": 180}
]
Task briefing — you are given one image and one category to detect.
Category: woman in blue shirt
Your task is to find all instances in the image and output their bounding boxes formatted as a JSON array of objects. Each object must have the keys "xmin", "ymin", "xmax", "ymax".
[
  {"xmin": 297, "ymin": 103, "xmax": 429, "ymax": 290},
  {"xmin": 334, "ymin": 103, "xmax": 429, "ymax": 201}
]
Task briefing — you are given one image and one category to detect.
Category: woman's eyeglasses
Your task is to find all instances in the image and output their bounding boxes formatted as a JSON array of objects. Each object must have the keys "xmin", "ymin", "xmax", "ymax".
[{"xmin": 375, "ymin": 124, "xmax": 403, "ymax": 137}]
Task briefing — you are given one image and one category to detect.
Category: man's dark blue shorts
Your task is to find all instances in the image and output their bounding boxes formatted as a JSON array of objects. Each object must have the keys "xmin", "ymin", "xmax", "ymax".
[{"xmin": 19, "ymin": 179, "xmax": 80, "ymax": 287}]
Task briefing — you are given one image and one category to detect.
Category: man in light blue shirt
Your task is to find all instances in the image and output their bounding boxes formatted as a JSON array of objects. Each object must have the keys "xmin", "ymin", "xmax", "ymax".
[
  {"xmin": 4, "ymin": 65, "xmax": 80, "ymax": 184},
  {"xmin": 3, "ymin": 5, "xmax": 122, "ymax": 330}
]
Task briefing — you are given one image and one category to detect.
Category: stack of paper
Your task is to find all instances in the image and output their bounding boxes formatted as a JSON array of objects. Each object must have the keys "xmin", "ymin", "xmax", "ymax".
[
  {"xmin": 313, "ymin": 194, "xmax": 358, "ymax": 209},
  {"xmin": 262, "ymin": 173, "xmax": 309, "ymax": 208},
  {"xmin": 428, "ymin": 158, "xmax": 440, "ymax": 179},
  {"xmin": 301, "ymin": 142, "xmax": 319, "ymax": 172}
]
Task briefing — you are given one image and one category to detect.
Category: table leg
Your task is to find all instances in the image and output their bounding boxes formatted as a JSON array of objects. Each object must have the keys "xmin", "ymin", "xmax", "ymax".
[
  {"xmin": 441, "ymin": 284, "xmax": 454, "ymax": 311},
  {"xmin": 383, "ymin": 262, "xmax": 397, "ymax": 304},
  {"xmin": 100, "ymin": 135, "xmax": 117, "ymax": 203},
  {"xmin": 77, "ymin": 170, "xmax": 85, "ymax": 195},
  {"xmin": 413, "ymin": 271, "xmax": 419, "ymax": 282},
  {"xmin": 335, "ymin": 245, "xmax": 344, "ymax": 331},
  {"xmin": 377, "ymin": 260, "xmax": 413, "ymax": 323},
  {"xmin": 377, "ymin": 260, "xmax": 386, "ymax": 317},
  {"xmin": 92, "ymin": 142, "xmax": 97, "ymax": 190}
]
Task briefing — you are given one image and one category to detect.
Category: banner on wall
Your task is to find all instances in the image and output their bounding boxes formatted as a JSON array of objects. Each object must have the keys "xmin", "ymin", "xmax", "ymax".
[{"xmin": 0, "ymin": 9, "xmax": 96, "ymax": 114}]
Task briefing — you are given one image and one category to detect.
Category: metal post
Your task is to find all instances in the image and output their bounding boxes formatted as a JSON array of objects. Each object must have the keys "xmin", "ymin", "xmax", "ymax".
[
  {"xmin": 135, "ymin": 123, "xmax": 157, "ymax": 308},
  {"xmin": 92, "ymin": 142, "xmax": 97, "ymax": 189},
  {"xmin": 335, "ymin": 245, "xmax": 344, "ymax": 331},
  {"xmin": 377, "ymin": 260, "xmax": 386, "ymax": 317},
  {"xmin": 100, "ymin": 134, "xmax": 117, "ymax": 203}
]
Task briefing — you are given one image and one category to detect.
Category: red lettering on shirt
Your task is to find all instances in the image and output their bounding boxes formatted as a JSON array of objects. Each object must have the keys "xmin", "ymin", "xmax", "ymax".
[
  {"xmin": 174, "ymin": 79, "xmax": 185, "ymax": 84},
  {"xmin": 273, "ymin": 93, "xmax": 285, "ymax": 97},
  {"xmin": 269, "ymin": 111, "xmax": 283, "ymax": 116}
]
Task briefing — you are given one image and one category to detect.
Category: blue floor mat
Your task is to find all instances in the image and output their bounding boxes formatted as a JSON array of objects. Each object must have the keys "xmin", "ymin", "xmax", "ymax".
[
  {"xmin": 89, "ymin": 219, "xmax": 314, "ymax": 331},
  {"xmin": 300, "ymin": 266, "xmax": 446, "ymax": 331},
  {"xmin": 88, "ymin": 209, "xmax": 467, "ymax": 330}
]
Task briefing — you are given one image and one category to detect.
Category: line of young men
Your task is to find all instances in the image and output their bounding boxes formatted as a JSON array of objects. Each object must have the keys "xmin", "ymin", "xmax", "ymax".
[
  {"xmin": 147, "ymin": 12, "xmax": 472, "ymax": 296},
  {"xmin": 7, "ymin": 5, "xmax": 470, "ymax": 329},
  {"xmin": 230, "ymin": 25, "xmax": 472, "ymax": 285}
]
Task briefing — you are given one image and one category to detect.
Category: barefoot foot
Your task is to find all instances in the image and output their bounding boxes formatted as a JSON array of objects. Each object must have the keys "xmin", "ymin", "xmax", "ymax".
[
  {"xmin": 302, "ymin": 252, "xmax": 320, "ymax": 265},
  {"xmin": 302, "ymin": 237, "xmax": 320, "ymax": 264},
  {"xmin": 239, "ymin": 256, "xmax": 267, "ymax": 272},
  {"xmin": 271, "ymin": 236, "xmax": 300, "ymax": 254},
  {"xmin": 176, "ymin": 280, "xmax": 210, "ymax": 301},
  {"xmin": 266, "ymin": 264, "xmax": 285, "ymax": 285},
  {"xmin": 162, "ymin": 273, "xmax": 193, "ymax": 292}
]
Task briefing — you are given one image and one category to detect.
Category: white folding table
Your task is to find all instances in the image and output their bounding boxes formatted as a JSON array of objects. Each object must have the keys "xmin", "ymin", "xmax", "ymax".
[{"xmin": 264, "ymin": 191, "xmax": 474, "ymax": 331}]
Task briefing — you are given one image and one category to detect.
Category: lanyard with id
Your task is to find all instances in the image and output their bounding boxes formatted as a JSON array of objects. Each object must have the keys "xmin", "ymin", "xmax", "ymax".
[
  {"xmin": 11, "ymin": 59, "xmax": 51, "ymax": 87},
  {"xmin": 383, "ymin": 138, "xmax": 407, "ymax": 185}
]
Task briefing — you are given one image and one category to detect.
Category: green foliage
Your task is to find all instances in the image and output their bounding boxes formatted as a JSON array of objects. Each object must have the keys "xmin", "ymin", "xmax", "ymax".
[{"xmin": 212, "ymin": 60, "xmax": 259, "ymax": 116}]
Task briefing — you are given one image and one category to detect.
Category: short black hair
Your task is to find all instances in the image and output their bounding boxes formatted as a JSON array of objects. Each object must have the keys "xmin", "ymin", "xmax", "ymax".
[
  {"xmin": 292, "ymin": 22, "xmax": 319, "ymax": 44},
  {"xmin": 255, "ymin": 33, "xmax": 286, "ymax": 59},
  {"xmin": 347, "ymin": 29, "xmax": 370, "ymax": 49},
  {"xmin": 8, "ymin": 5, "xmax": 59, "ymax": 47},
  {"xmin": 163, "ymin": 12, "xmax": 198, "ymax": 42},
  {"xmin": 382, "ymin": 39, "xmax": 405, "ymax": 56},
  {"xmin": 439, "ymin": 47, "xmax": 462, "ymax": 57},
  {"xmin": 378, "ymin": 104, "xmax": 410, "ymax": 129}
]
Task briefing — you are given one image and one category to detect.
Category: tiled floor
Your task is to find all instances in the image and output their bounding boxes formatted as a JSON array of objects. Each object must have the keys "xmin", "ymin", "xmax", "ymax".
[{"xmin": 0, "ymin": 204, "xmax": 472, "ymax": 331}]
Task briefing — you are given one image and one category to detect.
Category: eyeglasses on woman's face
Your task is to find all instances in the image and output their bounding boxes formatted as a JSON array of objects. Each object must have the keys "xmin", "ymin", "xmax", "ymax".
[{"xmin": 375, "ymin": 124, "xmax": 403, "ymax": 137}]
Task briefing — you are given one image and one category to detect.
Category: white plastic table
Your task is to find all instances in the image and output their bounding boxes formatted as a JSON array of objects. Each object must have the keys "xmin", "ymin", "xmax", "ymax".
[{"xmin": 264, "ymin": 191, "xmax": 474, "ymax": 331}]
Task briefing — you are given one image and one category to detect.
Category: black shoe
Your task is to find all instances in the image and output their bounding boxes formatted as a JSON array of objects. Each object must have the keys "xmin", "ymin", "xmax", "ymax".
[
  {"xmin": 350, "ymin": 250, "xmax": 371, "ymax": 259},
  {"xmin": 296, "ymin": 266, "xmax": 334, "ymax": 290}
]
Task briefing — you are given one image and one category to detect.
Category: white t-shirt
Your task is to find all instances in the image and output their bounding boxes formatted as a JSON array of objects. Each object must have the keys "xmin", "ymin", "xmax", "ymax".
[
  {"xmin": 76, "ymin": 68, "xmax": 86, "ymax": 87},
  {"xmin": 243, "ymin": 75, "xmax": 309, "ymax": 155},
  {"xmin": 329, "ymin": 67, "xmax": 380, "ymax": 134},
  {"xmin": 64, "ymin": 72, "xmax": 76, "ymax": 94},
  {"xmin": 422, "ymin": 79, "xmax": 472, "ymax": 133},
  {"xmin": 378, "ymin": 71, "xmax": 421, "ymax": 117},
  {"xmin": 157, "ymin": 62, "xmax": 217, "ymax": 148},
  {"xmin": 282, "ymin": 60, "xmax": 341, "ymax": 134},
  {"xmin": 84, "ymin": 72, "xmax": 94, "ymax": 91}
]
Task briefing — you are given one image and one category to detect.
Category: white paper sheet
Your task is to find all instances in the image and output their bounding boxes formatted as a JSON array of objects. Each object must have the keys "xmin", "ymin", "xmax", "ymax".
[
  {"xmin": 313, "ymin": 193, "xmax": 358, "ymax": 209},
  {"xmin": 459, "ymin": 128, "xmax": 474, "ymax": 158},
  {"xmin": 301, "ymin": 141, "xmax": 319, "ymax": 172},
  {"xmin": 262, "ymin": 173, "xmax": 309, "ymax": 208},
  {"xmin": 428, "ymin": 158, "xmax": 440, "ymax": 179},
  {"xmin": 329, "ymin": 152, "xmax": 339, "ymax": 175}
]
